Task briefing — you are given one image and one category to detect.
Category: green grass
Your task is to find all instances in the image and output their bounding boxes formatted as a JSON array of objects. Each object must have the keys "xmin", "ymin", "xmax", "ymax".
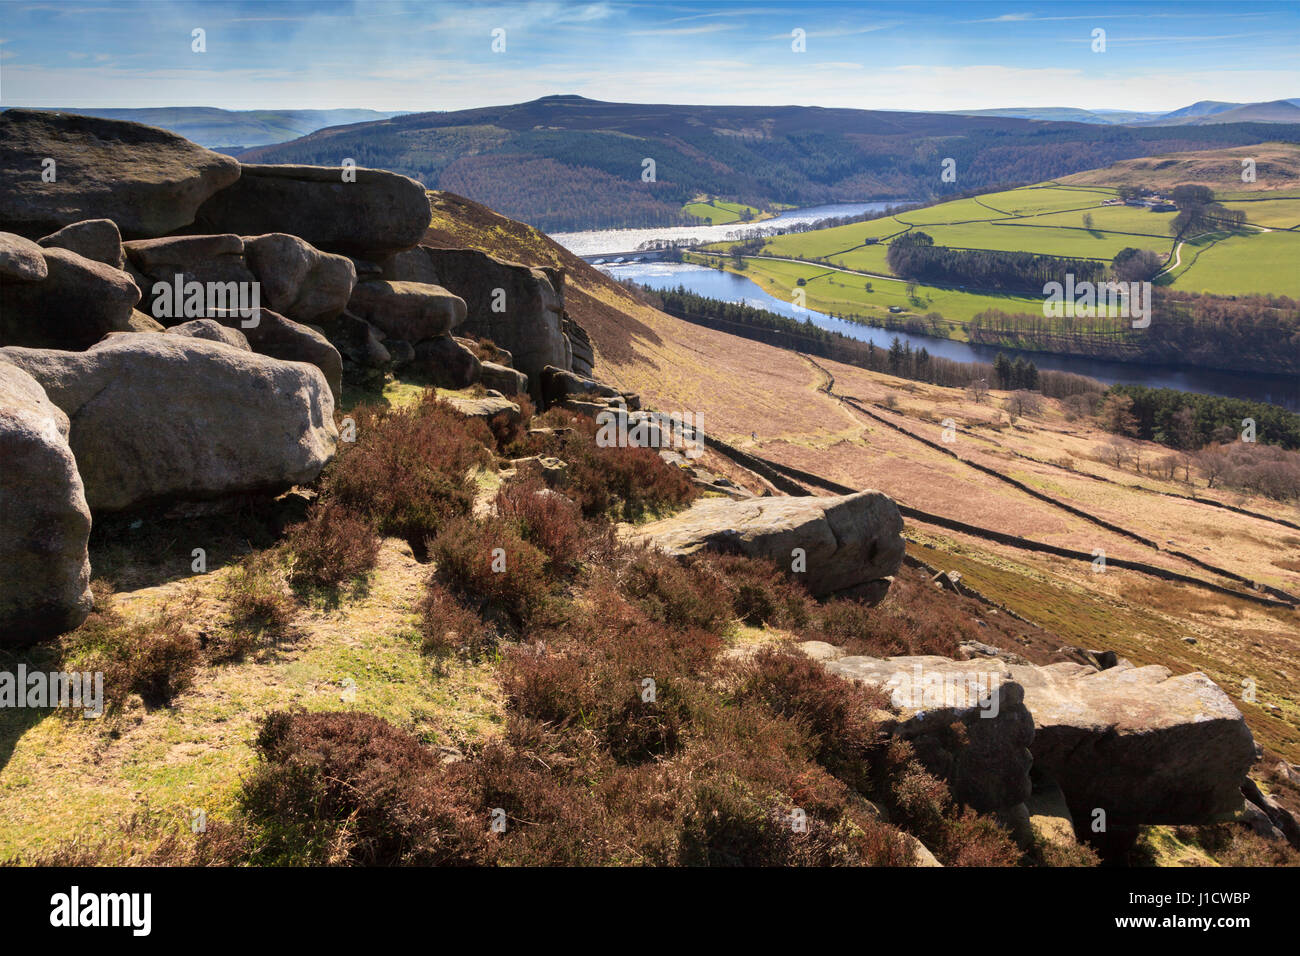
[
  {"xmin": 682, "ymin": 198, "xmax": 768, "ymax": 225},
  {"xmin": 688, "ymin": 252, "xmax": 1052, "ymax": 332},
  {"xmin": 1217, "ymin": 197, "xmax": 1300, "ymax": 230},
  {"xmin": 713, "ymin": 176, "xmax": 1292, "ymax": 303},
  {"xmin": 1165, "ymin": 229, "xmax": 1300, "ymax": 297}
]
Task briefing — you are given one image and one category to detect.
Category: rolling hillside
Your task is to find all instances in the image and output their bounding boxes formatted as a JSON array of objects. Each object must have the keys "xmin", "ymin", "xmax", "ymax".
[
  {"xmin": 416, "ymin": 189, "xmax": 1300, "ymax": 765},
  {"xmin": 237, "ymin": 95, "xmax": 1300, "ymax": 231}
]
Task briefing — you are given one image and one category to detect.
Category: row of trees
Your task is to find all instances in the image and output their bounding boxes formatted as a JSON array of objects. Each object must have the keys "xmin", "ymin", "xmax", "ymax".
[
  {"xmin": 967, "ymin": 291, "xmax": 1300, "ymax": 375},
  {"xmin": 1095, "ymin": 434, "xmax": 1300, "ymax": 501},
  {"xmin": 885, "ymin": 232, "xmax": 1105, "ymax": 293}
]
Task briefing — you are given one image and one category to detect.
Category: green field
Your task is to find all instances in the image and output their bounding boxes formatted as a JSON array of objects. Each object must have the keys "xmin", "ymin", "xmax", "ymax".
[
  {"xmin": 687, "ymin": 251, "xmax": 1061, "ymax": 334},
  {"xmin": 1164, "ymin": 229, "xmax": 1300, "ymax": 296},
  {"xmin": 716, "ymin": 179, "xmax": 1298, "ymax": 300},
  {"xmin": 682, "ymin": 198, "xmax": 769, "ymax": 225}
]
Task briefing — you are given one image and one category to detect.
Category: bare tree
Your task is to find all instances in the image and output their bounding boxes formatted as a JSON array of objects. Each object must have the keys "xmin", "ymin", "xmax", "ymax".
[{"xmin": 966, "ymin": 378, "xmax": 990, "ymax": 404}]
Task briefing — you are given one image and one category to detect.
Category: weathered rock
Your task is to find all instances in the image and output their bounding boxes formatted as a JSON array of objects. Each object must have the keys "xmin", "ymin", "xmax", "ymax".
[
  {"xmin": 0, "ymin": 109, "xmax": 240, "ymax": 239},
  {"xmin": 0, "ymin": 246, "xmax": 141, "ymax": 349},
  {"xmin": 421, "ymin": 248, "xmax": 569, "ymax": 388},
  {"xmin": 814, "ymin": 651, "xmax": 1034, "ymax": 812},
  {"xmin": 1, "ymin": 334, "xmax": 337, "ymax": 511},
  {"xmin": 381, "ymin": 246, "xmax": 441, "ymax": 284},
  {"xmin": 625, "ymin": 491, "xmax": 905, "ymax": 599},
  {"xmin": 508, "ymin": 455, "xmax": 569, "ymax": 488},
  {"xmin": 480, "ymin": 361, "xmax": 529, "ymax": 396},
  {"xmin": 383, "ymin": 338, "xmax": 415, "ymax": 369},
  {"xmin": 540, "ymin": 365, "xmax": 622, "ymax": 407},
  {"xmin": 347, "ymin": 280, "xmax": 466, "ymax": 343},
  {"xmin": 38, "ymin": 219, "xmax": 125, "ymax": 270},
  {"xmin": 1026, "ymin": 777, "xmax": 1078, "ymax": 848},
  {"xmin": 1013, "ymin": 659, "xmax": 1254, "ymax": 826},
  {"xmin": 205, "ymin": 307, "xmax": 344, "ymax": 404},
  {"xmin": 166, "ymin": 319, "xmax": 251, "ymax": 351},
  {"xmin": 318, "ymin": 311, "xmax": 391, "ymax": 386},
  {"xmin": 242, "ymin": 233, "xmax": 356, "ymax": 324},
  {"xmin": 443, "ymin": 394, "xmax": 521, "ymax": 424},
  {"xmin": 126, "ymin": 309, "xmax": 166, "ymax": 333},
  {"xmin": 412, "ymin": 333, "xmax": 480, "ymax": 388},
  {"xmin": 0, "ymin": 231, "xmax": 49, "ymax": 282},
  {"xmin": 190, "ymin": 163, "xmax": 430, "ymax": 256},
  {"xmin": 805, "ymin": 649, "xmax": 1256, "ymax": 828},
  {"xmin": 122, "ymin": 234, "xmax": 256, "ymax": 321},
  {"xmin": 0, "ymin": 362, "xmax": 93, "ymax": 642}
]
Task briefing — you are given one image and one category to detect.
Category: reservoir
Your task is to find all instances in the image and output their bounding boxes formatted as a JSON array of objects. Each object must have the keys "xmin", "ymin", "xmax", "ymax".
[{"xmin": 602, "ymin": 260, "xmax": 1300, "ymax": 411}]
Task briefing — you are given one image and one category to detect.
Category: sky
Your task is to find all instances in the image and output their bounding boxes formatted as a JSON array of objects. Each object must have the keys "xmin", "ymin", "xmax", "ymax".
[{"xmin": 1, "ymin": 0, "xmax": 1297, "ymax": 113}]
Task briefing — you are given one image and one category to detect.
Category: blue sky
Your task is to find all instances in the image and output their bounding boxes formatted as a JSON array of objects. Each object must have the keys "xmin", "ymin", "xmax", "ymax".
[{"xmin": 1, "ymin": 0, "xmax": 1297, "ymax": 112}]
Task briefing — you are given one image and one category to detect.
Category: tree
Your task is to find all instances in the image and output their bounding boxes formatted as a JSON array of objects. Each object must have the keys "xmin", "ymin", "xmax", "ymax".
[
  {"xmin": 1083, "ymin": 213, "xmax": 1095, "ymax": 231},
  {"xmin": 1112, "ymin": 247, "xmax": 1162, "ymax": 283},
  {"xmin": 966, "ymin": 379, "xmax": 990, "ymax": 404},
  {"xmin": 1098, "ymin": 393, "xmax": 1138, "ymax": 436},
  {"xmin": 1006, "ymin": 390, "xmax": 1043, "ymax": 420},
  {"xmin": 993, "ymin": 353, "xmax": 1012, "ymax": 389}
]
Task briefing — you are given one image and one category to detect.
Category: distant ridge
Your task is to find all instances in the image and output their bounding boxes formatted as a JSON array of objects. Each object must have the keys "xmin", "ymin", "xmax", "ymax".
[{"xmin": 2, "ymin": 106, "xmax": 407, "ymax": 149}]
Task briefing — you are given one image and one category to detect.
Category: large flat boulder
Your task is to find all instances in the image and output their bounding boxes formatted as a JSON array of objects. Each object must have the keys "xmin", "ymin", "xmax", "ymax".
[
  {"xmin": 0, "ymin": 110, "xmax": 240, "ymax": 239},
  {"xmin": 1010, "ymin": 659, "xmax": 1254, "ymax": 826},
  {"xmin": 242, "ymin": 233, "xmax": 356, "ymax": 324},
  {"xmin": 190, "ymin": 164, "xmax": 430, "ymax": 257},
  {"xmin": 624, "ymin": 491, "xmax": 905, "ymax": 599},
  {"xmin": 803, "ymin": 644, "xmax": 1034, "ymax": 812},
  {"xmin": 802, "ymin": 648, "xmax": 1255, "ymax": 828},
  {"xmin": 0, "ymin": 246, "xmax": 141, "ymax": 350},
  {"xmin": 419, "ymin": 247, "xmax": 570, "ymax": 389},
  {"xmin": 0, "ymin": 362, "xmax": 92, "ymax": 642},
  {"xmin": 347, "ymin": 280, "xmax": 466, "ymax": 343},
  {"xmin": 122, "ymin": 234, "xmax": 256, "ymax": 321},
  {"xmin": 1, "ymin": 334, "xmax": 337, "ymax": 511}
]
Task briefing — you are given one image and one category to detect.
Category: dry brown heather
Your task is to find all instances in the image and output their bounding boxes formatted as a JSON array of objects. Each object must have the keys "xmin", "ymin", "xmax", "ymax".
[
  {"xmin": 422, "ymin": 187, "xmax": 1299, "ymax": 762},
  {"xmin": 1056, "ymin": 141, "xmax": 1300, "ymax": 192}
]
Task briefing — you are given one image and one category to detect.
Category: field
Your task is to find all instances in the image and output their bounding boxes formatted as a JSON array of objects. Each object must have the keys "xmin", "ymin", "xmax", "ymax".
[
  {"xmin": 705, "ymin": 146, "xmax": 1300, "ymax": 325},
  {"xmin": 682, "ymin": 197, "xmax": 770, "ymax": 225}
]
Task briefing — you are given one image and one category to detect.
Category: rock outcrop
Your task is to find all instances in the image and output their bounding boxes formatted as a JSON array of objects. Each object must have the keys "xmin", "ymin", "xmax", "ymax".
[
  {"xmin": 801, "ymin": 648, "xmax": 1255, "ymax": 828},
  {"xmin": 411, "ymin": 334, "xmax": 480, "ymax": 388},
  {"xmin": 123, "ymin": 234, "xmax": 256, "ymax": 320},
  {"xmin": 0, "ymin": 109, "xmax": 240, "ymax": 239},
  {"xmin": 0, "ymin": 361, "xmax": 93, "ymax": 642},
  {"xmin": 190, "ymin": 163, "xmax": 431, "ymax": 257},
  {"xmin": 625, "ymin": 491, "xmax": 905, "ymax": 599},
  {"xmin": 347, "ymin": 280, "xmax": 466, "ymax": 343},
  {"xmin": 1, "ymin": 245, "xmax": 141, "ymax": 349},
  {"xmin": 420, "ymin": 248, "xmax": 570, "ymax": 389},
  {"xmin": 1, "ymin": 334, "xmax": 337, "ymax": 511},
  {"xmin": 802, "ymin": 641, "xmax": 1034, "ymax": 812}
]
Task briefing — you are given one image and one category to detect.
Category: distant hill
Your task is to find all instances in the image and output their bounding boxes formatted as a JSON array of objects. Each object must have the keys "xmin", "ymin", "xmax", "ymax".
[
  {"xmin": 237, "ymin": 95, "xmax": 1300, "ymax": 232},
  {"xmin": 1056, "ymin": 141, "xmax": 1300, "ymax": 192},
  {"xmin": 952, "ymin": 99, "xmax": 1300, "ymax": 127},
  {"xmin": 5, "ymin": 107, "xmax": 406, "ymax": 148}
]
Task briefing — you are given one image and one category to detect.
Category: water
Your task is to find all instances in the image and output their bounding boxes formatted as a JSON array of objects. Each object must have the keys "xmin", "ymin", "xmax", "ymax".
[
  {"xmin": 605, "ymin": 261, "xmax": 1300, "ymax": 411},
  {"xmin": 551, "ymin": 202, "xmax": 905, "ymax": 258}
]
